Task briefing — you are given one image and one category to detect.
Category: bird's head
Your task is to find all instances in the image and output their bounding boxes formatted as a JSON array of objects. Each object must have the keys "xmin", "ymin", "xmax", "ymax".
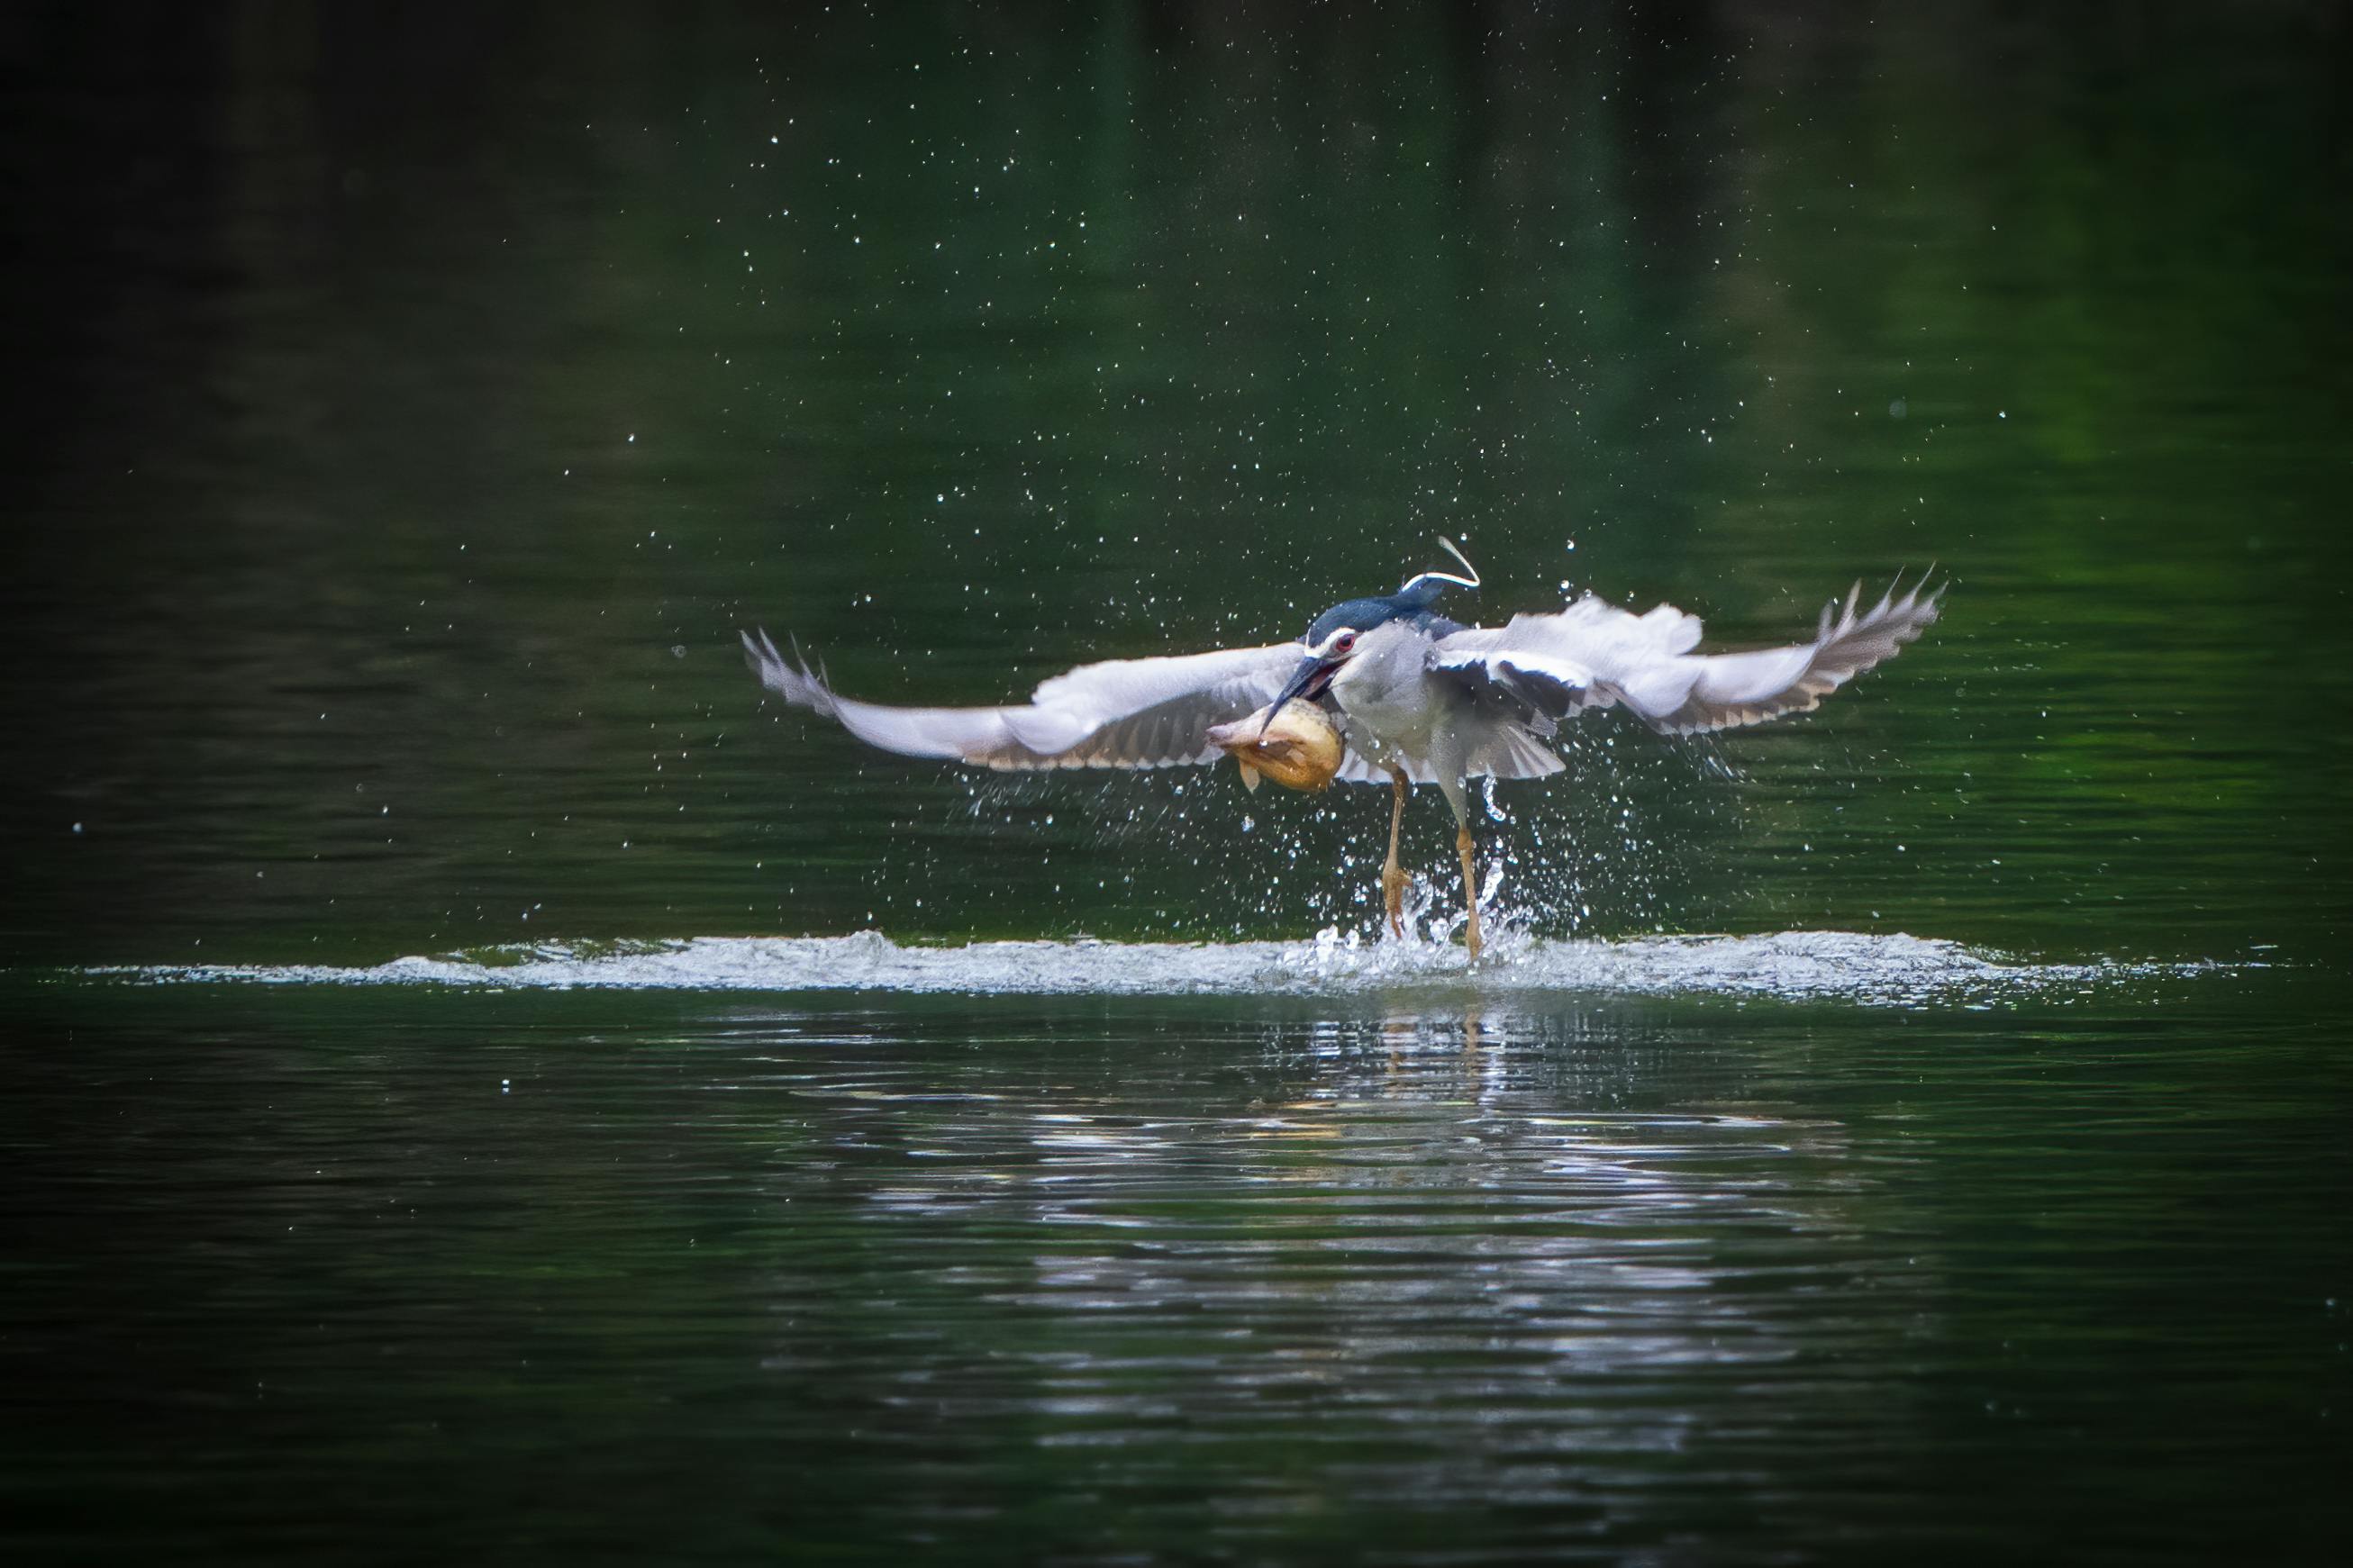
[{"xmin": 1261, "ymin": 537, "xmax": 1481, "ymax": 732}]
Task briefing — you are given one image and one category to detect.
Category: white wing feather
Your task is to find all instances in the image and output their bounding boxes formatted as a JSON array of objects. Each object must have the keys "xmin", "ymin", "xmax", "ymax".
[
  {"xmin": 742, "ymin": 630, "xmax": 1302, "ymax": 771},
  {"xmin": 1437, "ymin": 576, "xmax": 1940, "ymax": 737}
]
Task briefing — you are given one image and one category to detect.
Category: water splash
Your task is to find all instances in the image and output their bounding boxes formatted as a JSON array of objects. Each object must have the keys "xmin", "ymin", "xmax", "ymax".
[{"xmin": 95, "ymin": 929, "xmax": 2213, "ymax": 1007}]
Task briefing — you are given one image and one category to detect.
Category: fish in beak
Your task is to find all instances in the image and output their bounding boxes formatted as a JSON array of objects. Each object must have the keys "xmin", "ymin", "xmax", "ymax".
[
  {"xmin": 1209, "ymin": 699, "xmax": 1344, "ymax": 793},
  {"xmin": 1259, "ymin": 654, "xmax": 1331, "ymax": 738}
]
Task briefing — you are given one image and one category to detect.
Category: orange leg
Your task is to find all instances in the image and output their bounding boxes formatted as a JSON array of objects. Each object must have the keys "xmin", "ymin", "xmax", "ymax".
[
  {"xmin": 1380, "ymin": 767, "xmax": 1410, "ymax": 938},
  {"xmin": 1456, "ymin": 824, "xmax": 1482, "ymax": 959}
]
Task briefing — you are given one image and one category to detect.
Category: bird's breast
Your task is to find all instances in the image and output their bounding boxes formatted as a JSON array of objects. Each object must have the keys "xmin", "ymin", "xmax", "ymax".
[{"xmin": 1329, "ymin": 644, "xmax": 1445, "ymax": 753}]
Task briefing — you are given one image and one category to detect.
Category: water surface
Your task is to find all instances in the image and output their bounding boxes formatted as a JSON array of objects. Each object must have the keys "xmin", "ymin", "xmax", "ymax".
[{"xmin": 9, "ymin": 973, "xmax": 2348, "ymax": 1563}]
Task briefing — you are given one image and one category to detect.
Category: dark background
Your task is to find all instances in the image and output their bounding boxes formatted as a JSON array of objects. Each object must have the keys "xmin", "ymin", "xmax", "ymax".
[{"xmin": 5, "ymin": 1, "xmax": 2348, "ymax": 968}]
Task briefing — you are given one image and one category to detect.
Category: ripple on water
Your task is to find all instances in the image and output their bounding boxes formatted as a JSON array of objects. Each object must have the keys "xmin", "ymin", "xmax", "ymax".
[{"xmin": 99, "ymin": 929, "xmax": 2215, "ymax": 1006}]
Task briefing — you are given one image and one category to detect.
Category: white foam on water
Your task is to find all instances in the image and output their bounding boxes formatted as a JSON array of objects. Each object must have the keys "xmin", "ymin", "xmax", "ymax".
[{"xmin": 96, "ymin": 929, "xmax": 2211, "ymax": 1006}]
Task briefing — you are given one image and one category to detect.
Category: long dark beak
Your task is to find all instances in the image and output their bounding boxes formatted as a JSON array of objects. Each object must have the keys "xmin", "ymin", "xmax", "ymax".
[{"xmin": 1259, "ymin": 655, "xmax": 1327, "ymax": 737}]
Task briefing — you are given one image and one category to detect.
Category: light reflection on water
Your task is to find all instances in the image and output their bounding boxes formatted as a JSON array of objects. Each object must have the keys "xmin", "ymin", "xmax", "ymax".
[
  {"xmin": 855, "ymin": 1010, "xmax": 1885, "ymax": 1420},
  {"xmin": 735, "ymin": 1001, "xmax": 1933, "ymax": 1545}
]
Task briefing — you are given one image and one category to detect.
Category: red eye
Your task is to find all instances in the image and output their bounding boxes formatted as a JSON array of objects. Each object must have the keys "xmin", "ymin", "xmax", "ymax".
[{"xmin": 1333, "ymin": 631, "xmax": 1358, "ymax": 655}]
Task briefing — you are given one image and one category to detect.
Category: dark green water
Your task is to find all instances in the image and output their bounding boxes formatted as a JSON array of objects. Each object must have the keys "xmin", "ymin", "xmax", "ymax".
[{"xmin": 5, "ymin": 5, "xmax": 2350, "ymax": 1562}]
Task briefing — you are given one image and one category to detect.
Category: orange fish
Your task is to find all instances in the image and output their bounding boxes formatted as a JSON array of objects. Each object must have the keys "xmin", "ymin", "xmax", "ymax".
[{"xmin": 1207, "ymin": 700, "xmax": 1344, "ymax": 793}]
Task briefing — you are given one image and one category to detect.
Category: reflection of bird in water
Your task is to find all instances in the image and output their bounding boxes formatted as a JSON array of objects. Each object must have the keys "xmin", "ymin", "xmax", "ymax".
[{"xmin": 745, "ymin": 539, "xmax": 1940, "ymax": 956}]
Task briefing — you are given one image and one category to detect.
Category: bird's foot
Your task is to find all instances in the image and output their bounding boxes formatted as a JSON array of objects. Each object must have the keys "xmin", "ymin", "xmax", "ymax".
[{"xmin": 1380, "ymin": 864, "xmax": 1409, "ymax": 938}]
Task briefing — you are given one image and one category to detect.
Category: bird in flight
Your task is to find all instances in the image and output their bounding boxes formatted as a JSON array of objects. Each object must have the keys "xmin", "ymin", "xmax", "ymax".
[{"xmin": 744, "ymin": 540, "xmax": 1940, "ymax": 956}]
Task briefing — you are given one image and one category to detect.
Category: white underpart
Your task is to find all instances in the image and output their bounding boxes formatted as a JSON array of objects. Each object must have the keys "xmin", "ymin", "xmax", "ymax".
[{"xmin": 1330, "ymin": 621, "xmax": 1565, "ymax": 820}]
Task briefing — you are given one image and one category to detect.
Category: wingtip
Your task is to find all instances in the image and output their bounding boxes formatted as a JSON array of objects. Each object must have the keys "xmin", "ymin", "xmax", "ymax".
[
  {"xmin": 742, "ymin": 625, "xmax": 785, "ymax": 676},
  {"xmin": 1911, "ymin": 565, "xmax": 1947, "ymax": 622},
  {"xmin": 740, "ymin": 627, "xmax": 842, "ymax": 716}
]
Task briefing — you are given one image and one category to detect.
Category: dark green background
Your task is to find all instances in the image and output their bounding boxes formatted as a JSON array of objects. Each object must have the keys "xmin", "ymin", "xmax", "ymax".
[
  {"xmin": 5, "ymin": 5, "xmax": 2349, "ymax": 1563},
  {"xmin": 8, "ymin": 1, "xmax": 2348, "ymax": 967}
]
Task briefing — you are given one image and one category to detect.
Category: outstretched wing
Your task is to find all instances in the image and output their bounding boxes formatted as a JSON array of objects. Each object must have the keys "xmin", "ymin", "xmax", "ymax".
[
  {"xmin": 742, "ymin": 630, "xmax": 1302, "ymax": 770},
  {"xmin": 1434, "ymin": 575, "xmax": 1941, "ymax": 738}
]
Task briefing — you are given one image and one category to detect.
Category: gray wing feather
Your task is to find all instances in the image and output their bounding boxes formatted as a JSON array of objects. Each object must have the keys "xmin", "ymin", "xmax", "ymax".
[
  {"xmin": 742, "ymin": 630, "xmax": 1301, "ymax": 771},
  {"xmin": 1332, "ymin": 741, "xmax": 1561, "ymax": 785},
  {"xmin": 1330, "ymin": 706, "xmax": 1564, "ymax": 788},
  {"xmin": 1640, "ymin": 575, "xmax": 1942, "ymax": 735},
  {"xmin": 1431, "ymin": 647, "xmax": 1615, "ymax": 732}
]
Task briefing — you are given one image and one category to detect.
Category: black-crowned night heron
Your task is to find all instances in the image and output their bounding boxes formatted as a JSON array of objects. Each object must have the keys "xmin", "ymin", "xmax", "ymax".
[{"xmin": 744, "ymin": 541, "xmax": 1940, "ymax": 956}]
